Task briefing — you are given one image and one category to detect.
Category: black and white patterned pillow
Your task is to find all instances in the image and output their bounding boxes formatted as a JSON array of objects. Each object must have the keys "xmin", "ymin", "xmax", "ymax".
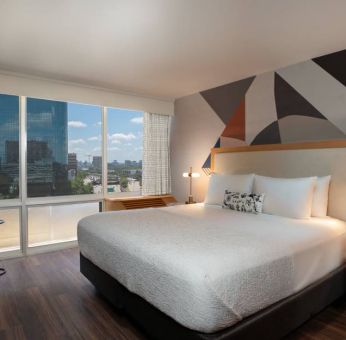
[{"xmin": 223, "ymin": 190, "xmax": 265, "ymax": 214}]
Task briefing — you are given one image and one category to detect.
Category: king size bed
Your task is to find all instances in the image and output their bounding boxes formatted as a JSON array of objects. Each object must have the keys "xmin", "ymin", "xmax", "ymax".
[{"xmin": 78, "ymin": 141, "xmax": 346, "ymax": 339}]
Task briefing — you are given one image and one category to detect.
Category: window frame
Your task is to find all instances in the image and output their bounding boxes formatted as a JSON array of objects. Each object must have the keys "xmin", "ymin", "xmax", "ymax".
[{"xmin": 0, "ymin": 94, "xmax": 143, "ymax": 258}]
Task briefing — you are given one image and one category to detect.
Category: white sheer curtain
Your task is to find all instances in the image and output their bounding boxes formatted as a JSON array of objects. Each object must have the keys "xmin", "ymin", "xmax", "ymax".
[{"xmin": 142, "ymin": 112, "xmax": 171, "ymax": 195}]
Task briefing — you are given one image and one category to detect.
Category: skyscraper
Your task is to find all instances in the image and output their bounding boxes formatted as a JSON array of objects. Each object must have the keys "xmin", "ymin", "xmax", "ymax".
[
  {"xmin": 68, "ymin": 153, "xmax": 78, "ymax": 172},
  {"xmin": 92, "ymin": 156, "xmax": 102, "ymax": 170},
  {"xmin": 27, "ymin": 98, "xmax": 69, "ymax": 197},
  {"xmin": 5, "ymin": 140, "xmax": 19, "ymax": 164},
  {"xmin": 0, "ymin": 94, "xmax": 19, "ymax": 198}
]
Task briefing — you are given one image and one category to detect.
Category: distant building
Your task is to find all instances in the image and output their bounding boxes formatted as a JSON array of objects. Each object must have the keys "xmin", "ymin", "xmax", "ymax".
[
  {"xmin": 0, "ymin": 95, "xmax": 71, "ymax": 198},
  {"xmin": 27, "ymin": 141, "xmax": 52, "ymax": 163},
  {"xmin": 0, "ymin": 94, "xmax": 19, "ymax": 197},
  {"xmin": 79, "ymin": 160, "xmax": 90, "ymax": 171},
  {"xmin": 3, "ymin": 139, "xmax": 56, "ymax": 195},
  {"xmin": 84, "ymin": 175, "xmax": 101, "ymax": 185},
  {"xmin": 122, "ymin": 169, "xmax": 138, "ymax": 176},
  {"xmin": 93, "ymin": 185, "xmax": 102, "ymax": 194},
  {"xmin": 107, "ymin": 184, "xmax": 121, "ymax": 193},
  {"xmin": 26, "ymin": 98, "xmax": 69, "ymax": 197},
  {"xmin": 68, "ymin": 169, "xmax": 76, "ymax": 181},
  {"xmin": 127, "ymin": 178, "xmax": 141, "ymax": 192},
  {"xmin": 27, "ymin": 98, "xmax": 68, "ymax": 164},
  {"xmin": 5, "ymin": 141, "xmax": 19, "ymax": 164},
  {"xmin": 124, "ymin": 160, "xmax": 141, "ymax": 167},
  {"xmin": 107, "ymin": 174, "xmax": 120, "ymax": 185},
  {"xmin": 92, "ymin": 156, "xmax": 102, "ymax": 170},
  {"xmin": 68, "ymin": 153, "xmax": 77, "ymax": 172}
]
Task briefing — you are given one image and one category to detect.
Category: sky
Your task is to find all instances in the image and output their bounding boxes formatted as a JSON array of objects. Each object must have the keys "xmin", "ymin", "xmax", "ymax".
[{"xmin": 67, "ymin": 103, "xmax": 143, "ymax": 162}]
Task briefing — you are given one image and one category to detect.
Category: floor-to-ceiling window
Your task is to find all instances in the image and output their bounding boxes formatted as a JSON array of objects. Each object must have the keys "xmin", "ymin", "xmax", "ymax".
[
  {"xmin": 26, "ymin": 98, "xmax": 102, "ymax": 247},
  {"xmin": 0, "ymin": 93, "xmax": 144, "ymax": 256}
]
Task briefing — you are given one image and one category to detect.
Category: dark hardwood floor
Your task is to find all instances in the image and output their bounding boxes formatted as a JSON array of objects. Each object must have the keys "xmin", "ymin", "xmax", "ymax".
[{"xmin": 0, "ymin": 248, "xmax": 345, "ymax": 340}]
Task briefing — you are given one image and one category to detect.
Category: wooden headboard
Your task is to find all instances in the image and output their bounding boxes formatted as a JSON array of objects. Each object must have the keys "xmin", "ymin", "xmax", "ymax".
[{"xmin": 210, "ymin": 140, "xmax": 346, "ymax": 221}]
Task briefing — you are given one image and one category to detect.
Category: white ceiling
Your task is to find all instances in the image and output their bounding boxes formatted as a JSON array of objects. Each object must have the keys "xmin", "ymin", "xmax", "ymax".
[{"xmin": 0, "ymin": 0, "xmax": 345, "ymax": 100}]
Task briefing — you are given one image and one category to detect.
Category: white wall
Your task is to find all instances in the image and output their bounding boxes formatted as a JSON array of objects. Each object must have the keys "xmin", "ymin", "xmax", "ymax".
[
  {"xmin": 171, "ymin": 93, "xmax": 224, "ymax": 202},
  {"xmin": 0, "ymin": 71, "xmax": 174, "ymax": 115}
]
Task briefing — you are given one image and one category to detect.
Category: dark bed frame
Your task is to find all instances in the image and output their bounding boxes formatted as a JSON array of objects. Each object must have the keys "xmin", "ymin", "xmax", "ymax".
[{"xmin": 80, "ymin": 254, "xmax": 345, "ymax": 340}]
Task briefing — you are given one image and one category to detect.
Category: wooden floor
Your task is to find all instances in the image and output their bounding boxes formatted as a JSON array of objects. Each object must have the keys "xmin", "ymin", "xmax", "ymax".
[{"xmin": 0, "ymin": 248, "xmax": 345, "ymax": 340}]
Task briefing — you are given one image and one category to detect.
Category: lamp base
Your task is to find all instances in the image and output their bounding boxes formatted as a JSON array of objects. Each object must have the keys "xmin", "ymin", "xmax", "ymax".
[{"xmin": 185, "ymin": 196, "xmax": 196, "ymax": 204}]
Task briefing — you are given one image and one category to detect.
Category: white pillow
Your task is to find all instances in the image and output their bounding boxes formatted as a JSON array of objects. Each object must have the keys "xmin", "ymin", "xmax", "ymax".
[
  {"xmin": 205, "ymin": 173, "xmax": 255, "ymax": 206},
  {"xmin": 253, "ymin": 175, "xmax": 316, "ymax": 219},
  {"xmin": 311, "ymin": 176, "xmax": 331, "ymax": 217}
]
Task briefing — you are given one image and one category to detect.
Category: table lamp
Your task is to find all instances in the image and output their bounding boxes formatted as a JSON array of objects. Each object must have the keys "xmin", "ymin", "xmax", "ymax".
[{"xmin": 183, "ymin": 167, "xmax": 200, "ymax": 204}]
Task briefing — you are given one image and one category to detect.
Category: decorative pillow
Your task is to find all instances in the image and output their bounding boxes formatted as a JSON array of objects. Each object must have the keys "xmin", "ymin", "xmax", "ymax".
[
  {"xmin": 204, "ymin": 173, "xmax": 255, "ymax": 206},
  {"xmin": 311, "ymin": 176, "xmax": 331, "ymax": 217},
  {"xmin": 223, "ymin": 190, "xmax": 265, "ymax": 214},
  {"xmin": 253, "ymin": 175, "xmax": 316, "ymax": 219}
]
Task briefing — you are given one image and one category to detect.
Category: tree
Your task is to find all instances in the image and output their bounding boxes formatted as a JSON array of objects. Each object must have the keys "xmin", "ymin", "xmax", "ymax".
[
  {"xmin": 120, "ymin": 177, "xmax": 128, "ymax": 191},
  {"xmin": 71, "ymin": 173, "xmax": 93, "ymax": 194}
]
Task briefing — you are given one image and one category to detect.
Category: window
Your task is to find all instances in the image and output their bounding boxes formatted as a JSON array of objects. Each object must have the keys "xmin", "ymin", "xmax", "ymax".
[
  {"xmin": 28, "ymin": 202, "xmax": 100, "ymax": 247},
  {"xmin": 0, "ymin": 208, "xmax": 20, "ymax": 252},
  {"xmin": 0, "ymin": 94, "xmax": 19, "ymax": 199},
  {"xmin": 26, "ymin": 98, "xmax": 102, "ymax": 197},
  {"xmin": 0, "ymin": 92, "xmax": 147, "ymax": 255},
  {"xmin": 107, "ymin": 108, "xmax": 143, "ymax": 196}
]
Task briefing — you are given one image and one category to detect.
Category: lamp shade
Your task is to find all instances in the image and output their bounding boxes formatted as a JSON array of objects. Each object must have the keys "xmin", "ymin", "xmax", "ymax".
[{"xmin": 182, "ymin": 172, "xmax": 200, "ymax": 178}]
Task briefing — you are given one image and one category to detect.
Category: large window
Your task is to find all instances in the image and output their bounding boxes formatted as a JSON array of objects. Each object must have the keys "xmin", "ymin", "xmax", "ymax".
[
  {"xmin": 107, "ymin": 108, "xmax": 143, "ymax": 196},
  {"xmin": 0, "ymin": 92, "xmax": 145, "ymax": 256},
  {"xmin": 27, "ymin": 98, "xmax": 102, "ymax": 197},
  {"xmin": 0, "ymin": 94, "xmax": 19, "ymax": 199}
]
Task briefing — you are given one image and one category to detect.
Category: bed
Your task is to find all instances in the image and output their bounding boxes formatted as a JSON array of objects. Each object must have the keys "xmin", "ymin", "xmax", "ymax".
[{"xmin": 78, "ymin": 141, "xmax": 346, "ymax": 339}]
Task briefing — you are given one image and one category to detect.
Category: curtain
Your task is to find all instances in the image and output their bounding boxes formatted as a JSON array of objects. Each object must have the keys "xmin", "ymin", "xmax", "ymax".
[{"xmin": 142, "ymin": 112, "xmax": 171, "ymax": 195}]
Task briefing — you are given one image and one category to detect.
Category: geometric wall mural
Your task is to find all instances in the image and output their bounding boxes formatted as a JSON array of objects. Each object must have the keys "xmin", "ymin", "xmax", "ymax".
[{"xmin": 200, "ymin": 49, "xmax": 346, "ymax": 173}]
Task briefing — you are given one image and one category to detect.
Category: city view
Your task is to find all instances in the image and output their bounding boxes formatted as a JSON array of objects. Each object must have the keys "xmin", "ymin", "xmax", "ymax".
[
  {"xmin": 69, "ymin": 155, "xmax": 142, "ymax": 195},
  {"xmin": 0, "ymin": 94, "xmax": 144, "ymax": 199}
]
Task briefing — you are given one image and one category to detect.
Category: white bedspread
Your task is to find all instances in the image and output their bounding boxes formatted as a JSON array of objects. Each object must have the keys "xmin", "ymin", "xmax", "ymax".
[{"xmin": 77, "ymin": 204, "xmax": 346, "ymax": 333}]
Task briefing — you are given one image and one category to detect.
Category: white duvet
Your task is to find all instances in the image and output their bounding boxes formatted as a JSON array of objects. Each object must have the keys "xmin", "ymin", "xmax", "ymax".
[{"xmin": 77, "ymin": 204, "xmax": 346, "ymax": 333}]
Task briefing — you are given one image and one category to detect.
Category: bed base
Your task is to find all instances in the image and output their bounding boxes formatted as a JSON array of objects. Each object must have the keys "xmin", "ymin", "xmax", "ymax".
[{"xmin": 80, "ymin": 254, "xmax": 345, "ymax": 340}]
